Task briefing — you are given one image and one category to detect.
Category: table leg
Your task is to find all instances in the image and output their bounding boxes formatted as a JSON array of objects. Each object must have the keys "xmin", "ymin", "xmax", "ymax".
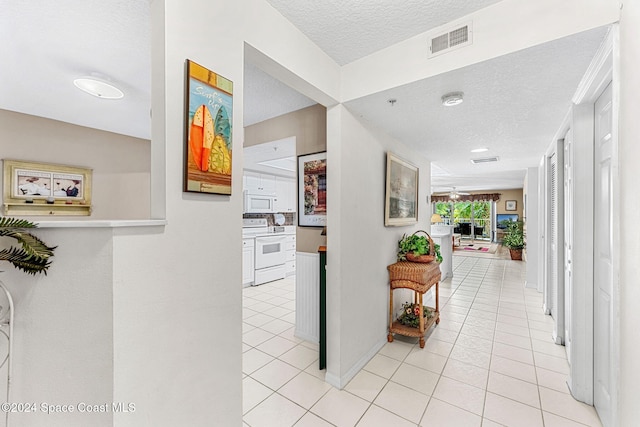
[
  {"xmin": 387, "ymin": 285, "xmax": 394, "ymax": 342},
  {"xmin": 419, "ymin": 291, "xmax": 425, "ymax": 348},
  {"xmin": 435, "ymin": 281, "xmax": 440, "ymax": 325}
]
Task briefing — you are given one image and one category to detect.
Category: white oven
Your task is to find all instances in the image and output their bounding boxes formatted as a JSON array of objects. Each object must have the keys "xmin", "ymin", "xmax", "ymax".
[
  {"xmin": 254, "ymin": 235, "xmax": 287, "ymax": 285},
  {"xmin": 255, "ymin": 235, "xmax": 286, "ymax": 269},
  {"xmin": 244, "ymin": 191, "xmax": 276, "ymax": 213}
]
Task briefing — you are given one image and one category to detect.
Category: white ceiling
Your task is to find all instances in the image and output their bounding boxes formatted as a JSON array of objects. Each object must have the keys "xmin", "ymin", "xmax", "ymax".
[
  {"xmin": 244, "ymin": 136, "xmax": 297, "ymax": 178},
  {"xmin": 0, "ymin": 0, "xmax": 151, "ymax": 140},
  {"xmin": 243, "ymin": 63, "xmax": 316, "ymax": 127},
  {"xmin": 265, "ymin": 0, "xmax": 503, "ymax": 66},
  {"xmin": 1, "ymin": 1, "xmax": 609, "ymax": 193},
  {"xmin": 344, "ymin": 27, "xmax": 608, "ymax": 192}
]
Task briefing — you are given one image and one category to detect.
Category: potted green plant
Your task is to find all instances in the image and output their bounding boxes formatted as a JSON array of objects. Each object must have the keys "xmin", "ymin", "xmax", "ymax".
[
  {"xmin": 397, "ymin": 231, "xmax": 443, "ymax": 263},
  {"xmin": 502, "ymin": 220, "xmax": 525, "ymax": 260},
  {"xmin": 0, "ymin": 217, "xmax": 56, "ymax": 275}
]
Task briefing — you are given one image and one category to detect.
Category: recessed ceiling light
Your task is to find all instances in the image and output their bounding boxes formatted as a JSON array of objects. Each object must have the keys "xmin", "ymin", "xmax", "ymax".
[
  {"xmin": 73, "ymin": 77, "xmax": 124, "ymax": 99},
  {"xmin": 470, "ymin": 147, "xmax": 489, "ymax": 153},
  {"xmin": 441, "ymin": 92, "xmax": 464, "ymax": 106}
]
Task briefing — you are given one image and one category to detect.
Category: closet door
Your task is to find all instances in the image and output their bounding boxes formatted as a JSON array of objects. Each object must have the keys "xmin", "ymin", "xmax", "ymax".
[
  {"xmin": 594, "ymin": 82, "xmax": 614, "ymax": 427},
  {"xmin": 546, "ymin": 141, "xmax": 564, "ymax": 344},
  {"xmin": 564, "ymin": 130, "xmax": 574, "ymax": 360}
]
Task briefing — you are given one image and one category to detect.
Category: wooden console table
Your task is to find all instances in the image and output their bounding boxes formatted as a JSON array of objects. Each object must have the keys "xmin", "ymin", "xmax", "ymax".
[{"xmin": 387, "ymin": 261, "xmax": 441, "ymax": 348}]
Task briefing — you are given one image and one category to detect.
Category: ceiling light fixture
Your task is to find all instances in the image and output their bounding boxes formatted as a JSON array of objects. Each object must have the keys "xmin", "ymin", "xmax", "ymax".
[
  {"xmin": 73, "ymin": 77, "xmax": 124, "ymax": 99},
  {"xmin": 470, "ymin": 147, "xmax": 489, "ymax": 153},
  {"xmin": 441, "ymin": 92, "xmax": 464, "ymax": 106}
]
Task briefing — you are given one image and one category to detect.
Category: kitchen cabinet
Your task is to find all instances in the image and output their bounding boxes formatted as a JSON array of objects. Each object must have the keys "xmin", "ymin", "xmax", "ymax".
[
  {"xmin": 274, "ymin": 176, "xmax": 296, "ymax": 213},
  {"xmin": 242, "ymin": 238, "xmax": 255, "ymax": 286},
  {"xmin": 244, "ymin": 171, "xmax": 276, "ymax": 194},
  {"xmin": 284, "ymin": 233, "xmax": 296, "ymax": 276}
]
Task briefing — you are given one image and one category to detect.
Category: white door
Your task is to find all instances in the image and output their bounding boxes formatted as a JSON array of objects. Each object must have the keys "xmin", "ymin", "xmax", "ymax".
[
  {"xmin": 563, "ymin": 130, "xmax": 573, "ymax": 361},
  {"xmin": 594, "ymin": 82, "xmax": 614, "ymax": 427},
  {"xmin": 546, "ymin": 143, "xmax": 564, "ymax": 344}
]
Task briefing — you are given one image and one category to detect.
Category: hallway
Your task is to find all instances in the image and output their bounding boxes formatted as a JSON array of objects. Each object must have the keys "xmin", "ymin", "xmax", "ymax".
[{"xmin": 243, "ymin": 257, "xmax": 602, "ymax": 426}]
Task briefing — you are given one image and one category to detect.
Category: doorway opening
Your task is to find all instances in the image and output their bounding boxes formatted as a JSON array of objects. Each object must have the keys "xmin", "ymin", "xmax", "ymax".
[{"xmin": 434, "ymin": 200, "xmax": 492, "ymax": 242}]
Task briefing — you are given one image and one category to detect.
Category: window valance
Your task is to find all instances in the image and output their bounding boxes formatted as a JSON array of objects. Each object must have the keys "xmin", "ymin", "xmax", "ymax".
[{"xmin": 431, "ymin": 193, "xmax": 501, "ymax": 203}]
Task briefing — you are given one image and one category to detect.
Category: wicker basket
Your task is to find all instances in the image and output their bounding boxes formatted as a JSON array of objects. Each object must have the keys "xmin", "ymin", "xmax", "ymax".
[
  {"xmin": 402, "ymin": 230, "xmax": 436, "ymax": 263},
  {"xmin": 387, "ymin": 262, "xmax": 442, "ymax": 287}
]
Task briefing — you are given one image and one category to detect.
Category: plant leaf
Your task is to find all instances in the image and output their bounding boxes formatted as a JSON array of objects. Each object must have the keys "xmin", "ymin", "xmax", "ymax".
[{"xmin": 0, "ymin": 216, "xmax": 56, "ymax": 275}]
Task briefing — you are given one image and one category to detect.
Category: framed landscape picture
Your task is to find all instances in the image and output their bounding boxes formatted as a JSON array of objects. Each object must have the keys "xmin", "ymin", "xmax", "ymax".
[
  {"xmin": 385, "ymin": 152, "xmax": 418, "ymax": 226},
  {"xmin": 184, "ymin": 59, "xmax": 233, "ymax": 195},
  {"xmin": 298, "ymin": 152, "xmax": 326, "ymax": 227}
]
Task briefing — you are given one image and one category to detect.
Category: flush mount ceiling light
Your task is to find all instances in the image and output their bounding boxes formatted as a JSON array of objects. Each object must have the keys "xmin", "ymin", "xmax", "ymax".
[
  {"xmin": 470, "ymin": 147, "xmax": 489, "ymax": 153},
  {"xmin": 73, "ymin": 77, "xmax": 124, "ymax": 99},
  {"xmin": 441, "ymin": 91, "xmax": 464, "ymax": 106}
]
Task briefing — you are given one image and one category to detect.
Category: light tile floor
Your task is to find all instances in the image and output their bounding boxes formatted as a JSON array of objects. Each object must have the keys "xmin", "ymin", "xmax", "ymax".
[{"xmin": 243, "ymin": 255, "xmax": 602, "ymax": 427}]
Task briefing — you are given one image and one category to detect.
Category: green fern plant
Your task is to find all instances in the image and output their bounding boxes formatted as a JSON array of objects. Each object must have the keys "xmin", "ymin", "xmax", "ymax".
[{"xmin": 0, "ymin": 217, "xmax": 56, "ymax": 275}]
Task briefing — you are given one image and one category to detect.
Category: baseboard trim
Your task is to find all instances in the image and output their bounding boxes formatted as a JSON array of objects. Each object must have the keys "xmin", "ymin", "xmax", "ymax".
[
  {"xmin": 294, "ymin": 330, "xmax": 318, "ymax": 344},
  {"xmin": 325, "ymin": 336, "xmax": 387, "ymax": 389}
]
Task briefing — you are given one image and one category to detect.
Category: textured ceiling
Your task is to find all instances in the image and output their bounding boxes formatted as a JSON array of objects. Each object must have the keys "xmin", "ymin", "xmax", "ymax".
[
  {"xmin": 243, "ymin": 63, "xmax": 316, "ymax": 127},
  {"xmin": 344, "ymin": 27, "xmax": 609, "ymax": 192},
  {"xmin": 1, "ymin": 1, "xmax": 609, "ymax": 193},
  {"xmin": 265, "ymin": 0, "xmax": 503, "ymax": 65}
]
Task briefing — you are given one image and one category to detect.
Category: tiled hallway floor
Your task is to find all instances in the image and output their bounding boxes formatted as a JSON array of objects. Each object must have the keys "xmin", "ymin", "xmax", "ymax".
[{"xmin": 242, "ymin": 256, "xmax": 602, "ymax": 427}]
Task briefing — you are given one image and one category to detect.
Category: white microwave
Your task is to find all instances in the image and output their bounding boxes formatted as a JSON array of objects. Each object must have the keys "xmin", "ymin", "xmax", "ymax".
[{"xmin": 243, "ymin": 191, "xmax": 276, "ymax": 213}]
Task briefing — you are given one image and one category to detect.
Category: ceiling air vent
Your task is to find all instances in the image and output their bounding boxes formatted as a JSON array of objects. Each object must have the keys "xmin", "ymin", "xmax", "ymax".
[
  {"xmin": 471, "ymin": 156, "xmax": 499, "ymax": 164},
  {"xmin": 428, "ymin": 22, "xmax": 473, "ymax": 58}
]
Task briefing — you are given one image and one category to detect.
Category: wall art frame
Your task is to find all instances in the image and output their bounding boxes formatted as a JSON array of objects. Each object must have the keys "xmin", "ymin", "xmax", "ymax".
[
  {"xmin": 298, "ymin": 151, "xmax": 326, "ymax": 227},
  {"xmin": 2, "ymin": 159, "xmax": 92, "ymax": 216},
  {"xmin": 184, "ymin": 59, "xmax": 233, "ymax": 195},
  {"xmin": 505, "ymin": 200, "xmax": 517, "ymax": 211},
  {"xmin": 385, "ymin": 152, "xmax": 419, "ymax": 226}
]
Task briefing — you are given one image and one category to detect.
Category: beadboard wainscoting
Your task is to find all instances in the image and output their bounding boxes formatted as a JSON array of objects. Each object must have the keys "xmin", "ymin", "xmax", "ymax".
[{"xmin": 294, "ymin": 252, "xmax": 319, "ymax": 343}]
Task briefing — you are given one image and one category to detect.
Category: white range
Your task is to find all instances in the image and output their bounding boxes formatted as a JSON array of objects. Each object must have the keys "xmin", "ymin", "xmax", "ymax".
[{"xmin": 242, "ymin": 218, "xmax": 295, "ymax": 286}]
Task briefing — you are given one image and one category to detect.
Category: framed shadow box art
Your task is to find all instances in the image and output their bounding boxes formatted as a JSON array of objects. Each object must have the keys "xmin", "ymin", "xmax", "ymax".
[
  {"xmin": 298, "ymin": 152, "xmax": 326, "ymax": 227},
  {"xmin": 385, "ymin": 152, "xmax": 418, "ymax": 226},
  {"xmin": 505, "ymin": 200, "xmax": 517, "ymax": 211},
  {"xmin": 184, "ymin": 59, "xmax": 233, "ymax": 195},
  {"xmin": 2, "ymin": 159, "xmax": 92, "ymax": 216}
]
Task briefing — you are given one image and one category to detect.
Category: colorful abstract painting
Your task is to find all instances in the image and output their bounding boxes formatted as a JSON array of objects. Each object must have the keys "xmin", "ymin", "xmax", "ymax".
[
  {"xmin": 298, "ymin": 152, "xmax": 327, "ymax": 227},
  {"xmin": 184, "ymin": 60, "xmax": 233, "ymax": 195}
]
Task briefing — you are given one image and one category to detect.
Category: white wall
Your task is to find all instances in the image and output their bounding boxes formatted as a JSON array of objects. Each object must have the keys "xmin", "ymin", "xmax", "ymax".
[
  {"xmin": 0, "ymin": 110, "xmax": 150, "ymax": 220},
  {"xmin": 109, "ymin": 1, "xmax": 342, "ymax": 426},
  {"xmin": 617, "ymin": 1, "xmax": 640, "ymax": 423},
  {"xmin": 0, "ymin": 228, "xmax": 114, "ymax": 427},
  {"xmin": 524, "ymin": 167, "xmax": 539, "ymax": 289},
  {"xmin": 326, "ymin": 105, "xmax": 431, "ymax": 387}
]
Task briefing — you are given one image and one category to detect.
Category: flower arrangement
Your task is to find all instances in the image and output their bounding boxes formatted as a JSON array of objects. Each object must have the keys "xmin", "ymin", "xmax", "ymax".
[{"xmin": 397, "ymin": 301, "xmax": 434, "ymax": 328}]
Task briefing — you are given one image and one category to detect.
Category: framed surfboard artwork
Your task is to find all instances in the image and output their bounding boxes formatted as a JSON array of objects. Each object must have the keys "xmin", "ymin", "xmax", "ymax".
[
  {"xmin": 184, "ymin": 59, "xmax": 233, "ymax": 195},
  {"xmin": 2, "ymin": 159, "xmax": 92, "ymax": 216}
]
